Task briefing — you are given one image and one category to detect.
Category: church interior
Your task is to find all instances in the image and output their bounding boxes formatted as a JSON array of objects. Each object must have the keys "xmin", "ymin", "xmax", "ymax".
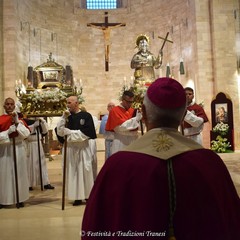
[{"xmin": 1, "ymin": 0, "xmax": 240, "ymax": 239}]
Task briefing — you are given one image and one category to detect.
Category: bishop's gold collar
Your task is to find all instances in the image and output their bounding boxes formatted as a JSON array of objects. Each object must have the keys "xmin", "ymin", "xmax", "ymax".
[{"xmin": 123, "ymin": 128, "xmax": 203, "ymax": 160}]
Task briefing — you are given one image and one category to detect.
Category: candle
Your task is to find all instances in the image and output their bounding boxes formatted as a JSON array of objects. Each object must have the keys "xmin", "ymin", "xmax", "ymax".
[
  {"xmin": 131, "ymin": 76, "xmax": 134, "ymax": 83},
  {"xmin": 124, "ymin": 77, "xmax": 127, "ymax": 86}
]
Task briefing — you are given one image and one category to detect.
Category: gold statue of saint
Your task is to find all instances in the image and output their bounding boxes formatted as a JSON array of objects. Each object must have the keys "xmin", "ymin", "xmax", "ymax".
[{"xmin": 131, "ymin": 34, "xmax": 162, "ymax": 84}]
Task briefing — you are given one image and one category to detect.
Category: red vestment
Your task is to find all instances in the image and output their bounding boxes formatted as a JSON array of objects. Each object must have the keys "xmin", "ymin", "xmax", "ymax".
[
  {"xmin": 183, "ymin": 103, "xmax": 208, "ymax": 128},
  {"xmin": 105, "ymin": 106, "xmax": 136, "ymax": 131},
  {"xmin": 0, "ymin": 114, "xmax": 29, "ymax": 138}
]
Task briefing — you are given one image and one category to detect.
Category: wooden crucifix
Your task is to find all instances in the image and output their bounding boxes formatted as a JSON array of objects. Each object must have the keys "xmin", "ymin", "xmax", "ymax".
[{"xmin": 87, "ymin": 12, "xmax": 126, "ymax": 71}]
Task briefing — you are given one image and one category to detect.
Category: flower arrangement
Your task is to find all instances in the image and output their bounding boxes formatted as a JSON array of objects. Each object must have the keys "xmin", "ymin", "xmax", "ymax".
[
  {"xmin": 119, "ymin": 80, "xmax": 150, "ymax": 109},
  {"xmin": 211, "ymin": 135, "xmax": 231, "ymax": 153},
  {"xmin": 19, "ymin": 87, "xmax": 84, "ymax": 116},
  {"xmin": 31, "ymin": 88, "xmax": 67, "ymax": 103},
  {"xmin": 212, "ymin": 122, "xmax": 229, "ymax": 136},
  {"xmin": 211, "ymin": 122, "xmax": 231, "ymax": 153}
]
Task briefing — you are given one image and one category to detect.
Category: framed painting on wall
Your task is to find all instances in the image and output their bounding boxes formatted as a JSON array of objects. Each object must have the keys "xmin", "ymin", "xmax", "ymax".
[{"xmin": 215, "ymin": 103, "xmax": 228, "ymax": 123}]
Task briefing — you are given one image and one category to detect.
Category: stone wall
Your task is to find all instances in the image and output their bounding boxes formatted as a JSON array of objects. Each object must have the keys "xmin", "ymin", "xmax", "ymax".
[
  {"xmin": 1, "ymin": 0, "xmax": 240, "ymax": 149},
  {"xmin": 195, "ymin": 0, "xmax": 240, "ymax": 147}
]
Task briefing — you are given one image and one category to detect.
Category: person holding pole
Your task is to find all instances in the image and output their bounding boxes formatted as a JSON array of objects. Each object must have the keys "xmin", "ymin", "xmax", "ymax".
[
  {"xmin": 0, "ymin": 98, "xmax": 30, "ymax": 208},
  {"xmin": 24, "ymin": 117, "xmax": 55, "ymax": 191},
  {"xmin": 56, "ymin": 96, "xmax": 97, "ymax": 206}
]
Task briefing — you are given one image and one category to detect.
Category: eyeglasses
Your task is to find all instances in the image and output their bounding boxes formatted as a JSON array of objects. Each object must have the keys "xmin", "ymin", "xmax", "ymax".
[{"xmin": 123, "ymin": 98, "xmax": 134, "ymax": 104}]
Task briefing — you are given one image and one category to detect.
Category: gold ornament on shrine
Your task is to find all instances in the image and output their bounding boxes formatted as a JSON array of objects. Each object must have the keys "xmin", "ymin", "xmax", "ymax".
[{"xmin": 16, "ymin": 53, "xmax": 84, "ymax": 117}]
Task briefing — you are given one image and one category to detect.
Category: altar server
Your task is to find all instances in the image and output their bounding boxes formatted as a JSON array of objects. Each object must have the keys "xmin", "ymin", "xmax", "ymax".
[
  {"xmin": 25, "ymin": 117, "xmax": 55, "ymax": 191},
  {"xmin": 0, "ymin": 98, "xmax": 30, "ymax": 208},
  {"xmin": 56, "ymin": 96, "xmax": 97, "ymax": 206},
  {"xmin": 105, "ymin": 90, "xmax": 142, "ymax": 155},
  {"xmin": 182, "ymin": 87, "xmax": 208, "ymax": 145}
]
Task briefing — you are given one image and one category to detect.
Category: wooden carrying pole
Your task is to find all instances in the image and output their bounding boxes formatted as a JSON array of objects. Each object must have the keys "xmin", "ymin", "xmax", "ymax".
[
  {"xmin": 36, "ymin": 125, "xmax": 44, "ymax": 191},
  {"xmin": 62, "ymin": 117, "xmax": 69, "ymax": 210},
  {"xmin": 62, "ymin": 135, "xmax": 67, "ymax": 210},
  {"xmin": 140, "ymin": 120, "xmax": 144, "ymax": 135},
  {"xmin": 12, "ymin": 137, "xmax": 20, "ymax": 208},
  {"xmin": 11, "ymin": 114, "xmax": 20, "ymax": 209}
]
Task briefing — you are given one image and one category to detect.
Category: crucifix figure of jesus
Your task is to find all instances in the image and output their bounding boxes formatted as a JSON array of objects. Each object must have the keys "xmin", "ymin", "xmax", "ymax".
[{"xmin": 87, "ymin": 12, "xmax": 126, "ymax": 71}]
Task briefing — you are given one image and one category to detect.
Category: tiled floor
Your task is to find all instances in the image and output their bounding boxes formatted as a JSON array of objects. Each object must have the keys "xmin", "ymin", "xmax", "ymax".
[
  {"xmin": 0, "ymin": 151, "xmax": 103, "ymax": 240},
  {"xmin": 0, "ymin": 147, "xmax": 240, "ymax": 240},
  {"xmin": 218, "ymin": 151, "xmax": 240, "ymax": 196}
]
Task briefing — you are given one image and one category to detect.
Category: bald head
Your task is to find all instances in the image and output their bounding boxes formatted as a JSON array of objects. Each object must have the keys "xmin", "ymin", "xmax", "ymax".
[
  {"xmin": 67, "ymin": 96, "xmax": 79, "ymax": 113},
  {"xmin": 107, "ymin": 102, "xmax": 115, "ymax": 112}
]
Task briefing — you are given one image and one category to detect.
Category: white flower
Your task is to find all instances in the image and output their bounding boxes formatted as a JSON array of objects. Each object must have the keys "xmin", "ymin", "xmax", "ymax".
[{"xmin": 213, "ymin": 122, "xmax": 229, "ymax": 136}]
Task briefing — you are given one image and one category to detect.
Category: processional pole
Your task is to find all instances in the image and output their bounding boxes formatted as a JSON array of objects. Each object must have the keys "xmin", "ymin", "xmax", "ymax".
[
  {"xmin": 62, "ymin": 135, "xmax": 67, "ymax": 210},
  {"xmin": 12, "ymin": 113, "xmax": 20, "ymax": 209},
  {"xmin": 62, "ymin": 115, "xmax": 69, "ymax": 210},
  {"xmin": 36, "ymin": 123, "xmax": 44, "ymax": 191},
  {"xmin": 140, "ymin": 121, "xmax": 144, "ymax": 135}
]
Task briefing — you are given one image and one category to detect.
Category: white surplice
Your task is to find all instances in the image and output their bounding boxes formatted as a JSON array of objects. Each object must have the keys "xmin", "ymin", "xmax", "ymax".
[
  {"xmin": 0, "ymin": 122, "xmax": 30, "ymax": 205},
  {"xmin": 25, "ymin": 120, "xmax": 50, "ymax": 187},
  {"xmin": 57, "ymin": 117, "xmax": 94, "ymax": 201}
]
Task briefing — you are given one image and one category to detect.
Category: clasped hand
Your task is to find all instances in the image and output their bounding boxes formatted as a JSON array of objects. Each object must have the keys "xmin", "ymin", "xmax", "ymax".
[
  {"xmin": 136, "ymin": 110, "xmax": 142, "ymax": 122},
  {"xmin": 8, "ymin": 125, "xmax": 16, "ymax": 135},
  {"xmin": 62, "ymin": 110, "xmax": 70, "ymax": 119},
  {"xmin": 11, "ymin": 112, "xmax": 19, "ymax": 124}
]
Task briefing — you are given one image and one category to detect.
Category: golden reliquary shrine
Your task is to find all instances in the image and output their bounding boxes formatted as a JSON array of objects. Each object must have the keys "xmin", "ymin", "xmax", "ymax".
[{"xmin": 16, "ymin": 53, "xmax": 84, "ymax": 117}]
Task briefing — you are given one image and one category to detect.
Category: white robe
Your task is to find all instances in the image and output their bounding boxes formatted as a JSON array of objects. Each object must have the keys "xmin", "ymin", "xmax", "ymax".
[
  {"xmin": 90, "ymin": 116, "xmax": 98, "ymax": 180},
  {"xmin": 57, "ymin": 117, "xmax": 94, "ymax": 201},
  {"xmin": 0, "ymin": 122, "xmax": 30, "ymax": 205},
  {"xmin": 184, "ymin": 109, "xmax": 204, "ymax": 145},
  {"xmin": 25, "ymin": 120, "xmax": 50, "ymax": 187},
  {"xmin": 89, "ymin": 139, "xmax": 97, "ymax": 181},
  {"xmin": 111, "ymin": 117, "xmax": 139, "ymax": 155}
]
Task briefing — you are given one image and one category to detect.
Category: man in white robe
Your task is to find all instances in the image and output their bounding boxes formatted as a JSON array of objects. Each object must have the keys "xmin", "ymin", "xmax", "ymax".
[
  {"xmin": 105, "ymin": 91, "xmax": 142, "ymax": 155},
  {"xmin": 0, "ymin": 98, "xmax": 30, "ymax": 208},
  {"xmin": 183, "ymin": 87, "xmax": 208, "ymax": 145},
  {"xmin": 25, "ymin": 118, "xmax": 54, "ymax": 190},
  {"xmin": 56, "ymin": 96, "xmax": 97, "ymax": 206}
]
